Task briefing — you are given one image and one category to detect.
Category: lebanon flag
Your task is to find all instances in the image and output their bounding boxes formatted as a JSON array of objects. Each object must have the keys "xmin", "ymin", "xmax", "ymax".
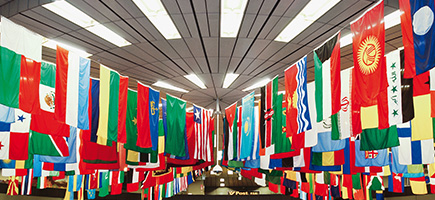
[
  {"xmin": 285, "ymin": 56, "xmax": 312, "ymax": 137},
  {"xmin": 55, "ymin": 45, "xmax": 90, "ymax": 130},
  {"xmin": 400, "ymin": 0, "xmax": 435, "ymax": 78},
  {"xmin": 314, "ymin": 32, "xmax": 341, "ymax": 122},
  {"xmin": 351, "ymin": 0, "xmax": 387, "ymax": 106}
]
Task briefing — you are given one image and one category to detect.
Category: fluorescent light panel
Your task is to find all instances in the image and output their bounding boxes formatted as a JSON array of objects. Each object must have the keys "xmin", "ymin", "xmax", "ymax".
[
  {"xmin": 153, "ymin": 81, "xmax": 189, "ymax": 93},
  {"xmin": 220, "ymin": 183, "xmax": 225, "ymax": 187},
  {"xmin": 223, "ymin": 73, "xmax": 239, "ymax": 88},
  {"xmin": 43, "ymin": 1, "xmax": 131, "ymax": 47},
  {"xmin": 243, "ymin": 78, "xmax": 271, "ymax": 91},
  {"xmin": 184, "ymin": 74, "xmax": 207, "ymax": 89},
  {"xmin": 275, "ymin": 0, "xmax": 341, "ymax": 42},
  {"xmin": 133, "ymin": 0, "xmax": 181, "ymax": 39},
  {"xmin": 221, "ymin": 0, "xmax": 248, "ymax": 37},
  {"xmin": 42, "ymin": 38, "xmax": 92, "ymax": 58},
  {"xmin": 340, "ymin": 9, "xmax": 402, "ymax": 48}
]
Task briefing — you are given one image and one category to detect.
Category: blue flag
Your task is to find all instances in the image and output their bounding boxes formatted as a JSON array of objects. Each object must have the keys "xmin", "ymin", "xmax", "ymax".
[
  {"xmin": 149, "ymin": 88, "xmax": 160, "ymax": 151},
  {"xmin": 354, "ymin": 140, "xmax": 389, "ymax": 167},
  {"xmin": 311, "ymin": 131, "xmax": 345, "ymax": 152},
  {"xmin": 0, "ymin": 104, "xmax": 14, "ymax": 123},
  {"xmin": 240, "ymin": 92, "xmax": 255, "ymax": 159},
  {"xmin": 401, "ymin": 0, "xmax": 435, "ymax": 76},
  {"xmin": 90, "ymin": 79, "xmax": 100, "ymax": 143}
]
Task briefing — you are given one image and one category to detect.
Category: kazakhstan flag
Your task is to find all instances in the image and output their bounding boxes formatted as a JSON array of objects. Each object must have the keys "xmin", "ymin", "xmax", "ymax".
[{"xmin": 240, "ymin": 91, "xmax": 255, "ymax": 159}]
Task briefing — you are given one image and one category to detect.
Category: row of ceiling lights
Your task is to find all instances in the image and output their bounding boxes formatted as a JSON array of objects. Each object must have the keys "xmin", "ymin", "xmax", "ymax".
[{"xmin": 40, "ymin": 0, "xmax": 400, "ymax": 94}]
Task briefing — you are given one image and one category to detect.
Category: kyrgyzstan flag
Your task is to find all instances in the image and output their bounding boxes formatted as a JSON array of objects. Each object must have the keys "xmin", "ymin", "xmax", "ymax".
[
  {"xmin": 314, "ymin": 32, "xmax": 341, "ymax": 122},
  {"xmin": 351, "ymin": 0, "xmax": 387, "ymax": 107},
  {"xmin": 400, "ymin": 0, "xmax": 435, "ymax": 78},
  {"xmin": 55, "ymin": 45, "xmax": 91, "ymax": 130}
]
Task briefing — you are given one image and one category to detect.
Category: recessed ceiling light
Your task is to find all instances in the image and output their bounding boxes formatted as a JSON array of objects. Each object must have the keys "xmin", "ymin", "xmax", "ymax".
[
  {"xmin": 223, "ymin": 73, "xmax": 239, "ymax": 88},
  {"xmin": 221, "ymin": 0, "xmax": 248, "ymax": 37},
  {"xmin": 275, "ymin": 0, "xmax": 341, "ymax": 42},
  {"xmin": 42, "ymin": 38, "xmax": 92, "ymax": 58},
  {"xmin": 242, "ymin": 78, "xmax": 271, "ymax": 92},
  {"xmin": 133, "ymin": 0, "xmax": 181, "ymax": 39},
  {"xmin": 340, "ymin": 9, "xmax": 401, "ymax": 48},
  {"xmin": 220, "ymin": 178, "xmax": 225, "ymax": 182},
  {"xmin": 228, "ymin": 170, "xmax": 233, "ymax": 175},
  {"xmin": 220, "ymin": 183, "xmax": 225, "ymax": 187},
  {"xmin": 153, "ymin": 81, "xmax": 188, "ymax": 93},
  {"xmin": 184, "ymin": 74, "xmax": 207, "ymax": 89},
  {"xmin": 43, "ymin": 0, "xmax": 131, "ymax": 47}
]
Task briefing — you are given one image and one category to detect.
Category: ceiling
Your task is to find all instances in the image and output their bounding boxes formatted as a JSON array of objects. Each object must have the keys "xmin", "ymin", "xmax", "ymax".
[{"xmin": 0, "ymin": 0, "xmax": 403, "ymax": 110}]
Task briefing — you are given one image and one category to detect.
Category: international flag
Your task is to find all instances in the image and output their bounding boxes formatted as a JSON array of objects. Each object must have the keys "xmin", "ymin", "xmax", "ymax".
[
  {"xmin": 149, "ymin": 87, "xmax": 160, "ymax": 151},
  {"xmin": 96, "ymin": 65, "xmax": 120, "ymax": 144},
  {"xmin": 125, "ymin": 89, "xmax": 149, "ymax": 153},
  {"xmin": 314, "ymin": 32, "xmax": 341, "ymax": 122},
  {"xmin": 400, "ymin": 0, "xmax": 435, "ymax": 77},
  {"xmin": 225, "ymin": 102, "xmax": 237, "ymax": 160},
  {"xmin": 167, "ymin": 112, "xmax": 196, "ymax": 166},
  {"xmin": 7, "ymin": 176, "xmax": 19, "ymax": 195},
  {"xmin": 240, "ymin": 92, "xmax": 255, "ymax": 159},
  {"xmin": 110, "ymin": 171, "xmax": 124, "ymax": 195},
  {"xmin": 285, "ymin": 56, "xmax": 312, "ymax": 136},
  {"xmin": 55, "ymin": 45, "xmax": 90, "ymax": 130},
  {"xmin": 311, "ymin": 149, "xmax": 344, "ymax": 167},
  {"xmin": 137, "ymin": 82, "xmax": 151, "ymax": 148},
  {"xmin": 193, "ymin": 105, "xmax": 212, "ymax": 161},
  {"xmin": 294, "ymin": 82, "xmax": 318, "ymax": 149},
  {"xmin": 117, "ymin": 75, "xmax": 129, "ymax": 143},
  {"xmin": 359, "ymin": 125, "xmax": 399, "ymax": 151},
  {"xmin": 272, "ymin": 99, "xmax": 292, "ymax": 155},
  {"xmin": 0, "ymin": 16, "xmax": 42, "ymax": 112},
  {"xmin": 354, "ymin": 140, "xmax": 388, "ymax": 167},
  {"xmin": 398, "ymin": 123, "xmax": 434, "ymax": 165},
  {"xmin": 20, "ymin": 169, "xmax": 32, "ymax": 195},
  {"xmin": 98, "ymin": 171, "xmax": 110, "ymax": 197},
  {"xmin": 39, "ymin": 126, "xmax": 77, "ymax": 164},
  {"xmin": 410, "ymin": 177, "xmax": 428, "ymax": 194},
  {"xmin": 261, "ymin": 77, "xmax": 278, "ymax": 151},
  {"xmin": 0, "ymin": 109, "xmax": 30, "ymax": 160},
  {"xmin": 165, "ymin": 94, "xmax": 187, "ymax": 157},
  {"xmin": 332, "ymin": 68, "xmax": 352, "ymax": 140},
  {"xmin": 388, "ymin": 173, "xmax": 404, "ymax": 193},
  {"xmin": 384, "ymin": 49, "xmax": 403, "ymax": 125},
  {"xmin": 311, "ymin": 131, "xmax": 345, "ymax": 153},
  {"xmin": 351, "ymin": 0, "xmax": 386, "ymax": 106}
]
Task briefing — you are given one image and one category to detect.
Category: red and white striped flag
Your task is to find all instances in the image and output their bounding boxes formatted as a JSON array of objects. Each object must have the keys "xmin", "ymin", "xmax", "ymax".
[{"xmin": 193, "ymin": 105, "xmax": 212, "ymax": 162}]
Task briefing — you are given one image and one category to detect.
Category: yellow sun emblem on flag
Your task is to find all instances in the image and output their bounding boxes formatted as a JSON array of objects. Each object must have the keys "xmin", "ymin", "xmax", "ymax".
[
  {"xmin": 357, "ymin": 35, "xmax": 381, "ymax": 75},
  {"xmin": 287, "ymin": 90, "xmax": 298, "ymax": 109},
  {"xmin": 244, "ymin": 118, "xmax": 250, "ymax": 136}
]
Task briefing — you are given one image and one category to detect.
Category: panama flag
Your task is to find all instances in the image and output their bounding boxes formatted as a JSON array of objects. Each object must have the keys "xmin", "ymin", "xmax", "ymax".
[
  {"xmin": 400, "ymin": 0, "xmax": 435, "ymax": 77},
  {"xmin": 0, "ymin": 109, "xmax": 31, "ymax": 160},
  {"xmin": 240, "ymin": 92, "xmax": 255, "ymax": 159},
  {"xmin": 55, "ymin": 45, "xmax": 90, "ymax": 130},
  {"xmin": 285, "ymin": 56, "xmax": 312, "ymax": 137},
  {"xmin": 351, "ymin": 0, "xmax": 386, "ymax": 106},
  {"xmin": 314, "ymin": 32, "xmax": 341, "ymax": 122}
]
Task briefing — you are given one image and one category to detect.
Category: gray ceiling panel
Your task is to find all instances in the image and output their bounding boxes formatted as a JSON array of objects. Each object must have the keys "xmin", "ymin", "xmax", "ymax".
[{"xmin": 3, "ymin": 0, "xmax": 406, "ymax": 109}]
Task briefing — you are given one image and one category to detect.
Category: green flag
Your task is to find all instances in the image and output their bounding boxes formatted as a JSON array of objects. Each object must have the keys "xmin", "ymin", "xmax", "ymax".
[
  {"xmin": 125, "ymin": 89, "xmax": 152, "ymax": 153},
  {"xmin": 165, "ymin": 94, "xmax": 186, "ymax": 157},
  {"xmin": 272, "ymin": 94, "xmax": 292, "ymax": 154}
]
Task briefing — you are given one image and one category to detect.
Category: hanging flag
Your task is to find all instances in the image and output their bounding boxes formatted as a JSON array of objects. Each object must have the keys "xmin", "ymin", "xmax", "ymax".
[
  {"xmin": 398, "ymin": 123, "xmax": 434, "ymax": 165},
  {"xmin": 6, "ymin": 176, "xmax": 19, "ymax": 195},
  {"xmin": 55, "ymin": 45, "xmax": 90, "ymax": 130},
  {"xmin": 0, "ymin": 109, "xmax": 31, "ymax": 160},
  {"xmin": 385, "ymin": 49, "xmax": 403, "ymax": 125},
  {"xmin": 96, "ymin": 65, "xmax": 120, "ymax": 144},
  {"xmin": 149, "ymin": 87, "xmax": 160, "ymax": 151},
  {"xmin": 295, "ymin": 82, "xmax": 318, "ymax": 148},
  {"xmin": 29, "ymin": 130, "xmax": 68, "ymax": 157},
  {"xmin": 240, "ymin": 92, "xmax": 255, "ymax": 159},
  {"xmin": 311, "ymin": 131, "xmax": 345, "ymax": 152},
  {"xmin": 38, "ymin": 127, "xmax": 77, "ymax": 163},
  {"xmin": 110, "ymin": 171, "xmax": 124, "ymax": 195},
  {"xmin": 354, "ymin": 140, "xmax": 389, "ymax": 167},
  {"xmin": 314, "ymin": 32, "xmax": 341, "ymax": 122},
  {"xmin": 0, "ymin": 47, "xmax": 41, "ymax": 112},
  {"xmin": 285, "ymin": 56, "xmax": 312, "ymax": 136},
  {"xmin": 332, "ymin": 68, "xmax": 352, "ymax": 140},
  {"xmin": 125, "ymin": 89, "xmax": 149, "ymax": 153},
  {"xmin": 225, "ymin": 102, "xmax": 237, "ymax": 160},
  {"xmin": 0, "ymin": 16, "xmax": 42, "ymax": 112},
  {"xmin": 351, "ymin": 0, "xmax": 386, "ymax": 106},
  {"xmin": 193, "ymin": 105, "xmax": 212, "ymax": 161},
  {"xmin": 117, "ymin": 75, "xmax": 129, "ymax": 143},
  {"xmin": 400, "ymin": 0, "xmax": 435, "ymax": 77},
  {"xmin": 167, "ymin": 112, "xmax": 197, "ymax": 166},
  {"xmin": 311, "ymin": 149, "xmax": 345, "ymax": 167},
  {"xmin": 410, "ymin": 177, "xmax": 428, "ymax": 194},
  {"xmin": 98, "ymin": 171, "xmax": 110, "ymax": 197},
  {"xmin": 359, "ymin": 125, "xmax": 399, "ymax": 150},
  {"xmin": 20, "ymin": 169, "xmax": 33, "ymax": 195},
  {"xmin": 388, "ymin": 173, "xmax": 404, "ymax": 193},
  {"xmin": 165, "ymin": 94, "xmax": 187, "ymax": 157},
  {"xmin": 137, "ymin": 82, "xmax": 152, "ymax": 148},
  {"xmin": 273, "ymin": 98, "xmax": 292, "ymax": 154}
]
